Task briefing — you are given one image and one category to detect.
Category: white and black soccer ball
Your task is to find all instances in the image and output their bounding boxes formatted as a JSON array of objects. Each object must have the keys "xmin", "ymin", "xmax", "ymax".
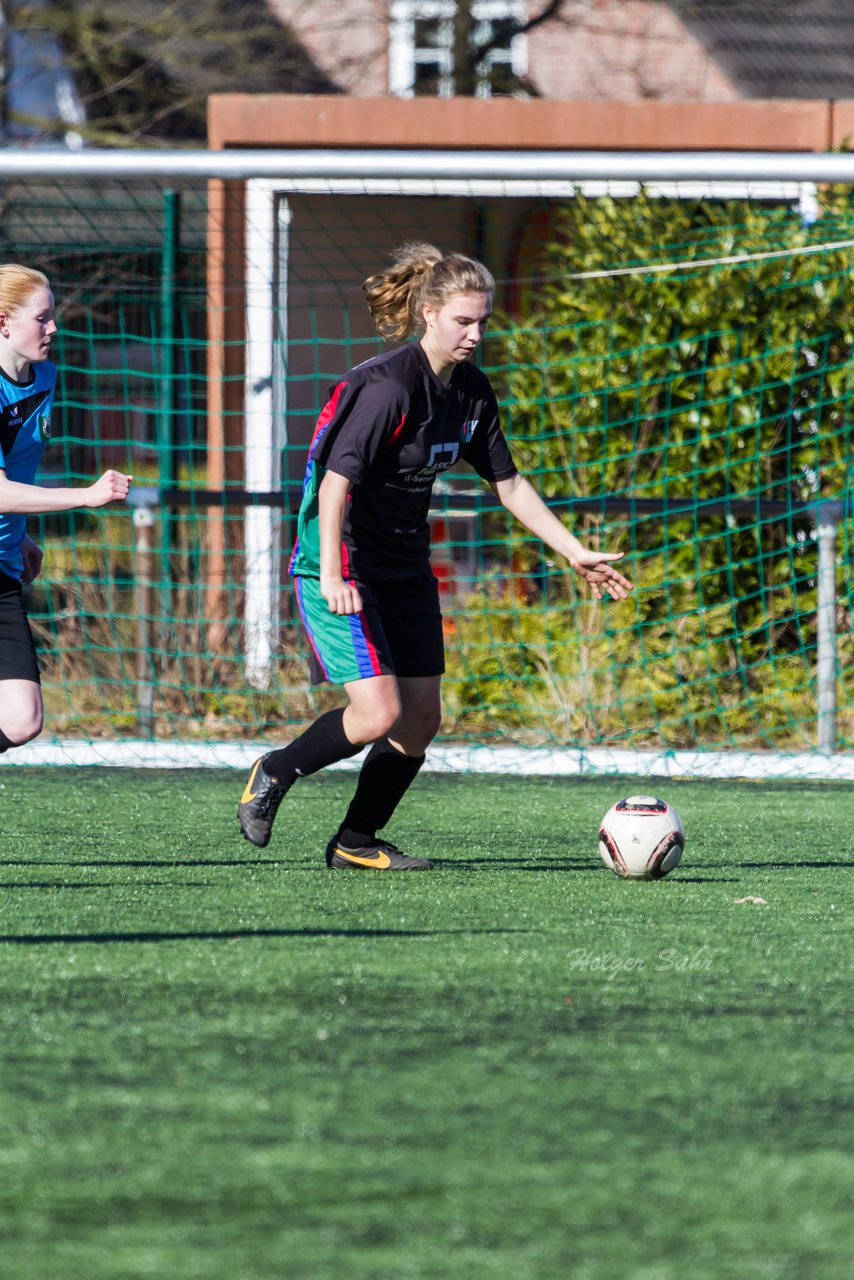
[{"xmin": 598, "ymin": 795, "xmax": 685, "ymax": 880}]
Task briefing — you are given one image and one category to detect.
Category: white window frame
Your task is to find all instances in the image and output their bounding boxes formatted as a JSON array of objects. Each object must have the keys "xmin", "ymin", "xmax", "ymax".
[
  {"xmin": 389, "ymin": 1, "xmax": 528, "ymax": 99},
  {"xmin": 471, "ymin": 0, "xmax": 528, "ymax": 98}
]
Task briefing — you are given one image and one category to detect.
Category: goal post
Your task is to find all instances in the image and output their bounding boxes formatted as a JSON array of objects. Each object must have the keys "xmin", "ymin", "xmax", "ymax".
[{"xmin": 1, "ymin": 146, "xmax": 854, "ymax": 777}]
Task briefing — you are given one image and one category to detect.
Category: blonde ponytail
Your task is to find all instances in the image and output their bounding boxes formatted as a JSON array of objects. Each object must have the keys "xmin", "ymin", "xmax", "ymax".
[{"xmin": 363, "ymin": 243, "xmax": 494, "ymax": 341}]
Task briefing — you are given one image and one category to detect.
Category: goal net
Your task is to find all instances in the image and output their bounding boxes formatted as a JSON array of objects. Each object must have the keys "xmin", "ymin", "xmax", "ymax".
[{"xmin": 2, "ymin": 151, "xmax": 853, "ymax": 778}]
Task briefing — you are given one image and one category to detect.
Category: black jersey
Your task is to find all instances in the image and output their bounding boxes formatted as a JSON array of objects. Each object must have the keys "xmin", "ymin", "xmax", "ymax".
[{"xmin": 289, "ymin": 342, "xmax": 517, "ymax": 582}]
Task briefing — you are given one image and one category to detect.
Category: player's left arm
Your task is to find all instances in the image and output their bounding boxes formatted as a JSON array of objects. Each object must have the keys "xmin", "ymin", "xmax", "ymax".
[
  {"xmin": 492, "ymin": 473, "xmax": 633, "ymax": 601},
  {"xmin": 20, "ymin": 533, "xmax": 44, "ymax": 585}
]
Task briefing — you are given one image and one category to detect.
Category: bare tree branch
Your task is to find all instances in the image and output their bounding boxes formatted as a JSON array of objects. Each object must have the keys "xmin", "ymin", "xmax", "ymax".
[
  {"xmin": 471, "ymin": 0, "xmax": 565, "ymax": 67},
  {"xmin": 5, "ymin": 0, "xmax": 341, "ymax": 146}
]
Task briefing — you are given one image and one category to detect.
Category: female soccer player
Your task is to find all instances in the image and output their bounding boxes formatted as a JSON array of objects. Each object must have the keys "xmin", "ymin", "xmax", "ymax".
[
  {"xmin": 238, "ymin": 244, "xmax": 632, "ymax": 868},
  {"xmin": 0, "ymin": 264, "xmax": 132, "ymax": 754}
]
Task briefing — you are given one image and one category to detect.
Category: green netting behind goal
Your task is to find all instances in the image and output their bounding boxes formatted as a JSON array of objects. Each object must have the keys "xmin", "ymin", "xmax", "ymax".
[{"xmin": 4, "ymin": 174, "xmax": 854, "ymax": 768}]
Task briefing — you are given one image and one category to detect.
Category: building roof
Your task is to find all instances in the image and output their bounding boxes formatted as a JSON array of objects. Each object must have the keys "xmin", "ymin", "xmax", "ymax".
[{"xmin": 684, "ymin": 1, "xmax": 854, "ymax": 99}]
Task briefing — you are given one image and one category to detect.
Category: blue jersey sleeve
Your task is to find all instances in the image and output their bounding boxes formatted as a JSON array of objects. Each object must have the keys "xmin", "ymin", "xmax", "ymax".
[{"xmin": 0, "ymin": 360, "xmax": 57, "ymax": 578}]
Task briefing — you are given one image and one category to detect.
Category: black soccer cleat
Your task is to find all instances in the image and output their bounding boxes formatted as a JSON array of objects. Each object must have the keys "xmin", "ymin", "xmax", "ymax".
[
  {"xmin": 237, "ymin": 757, "xmax": 290, "ymax": 847},
  {"xmin": 325, "ymin": 835, "xmax": 434, "ymax": 871}
]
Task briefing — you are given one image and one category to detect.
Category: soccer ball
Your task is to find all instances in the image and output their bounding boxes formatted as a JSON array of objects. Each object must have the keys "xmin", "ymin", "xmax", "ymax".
[{"xmin": 598, "ymin": 795, "xmax": 685, "ymax": 880}]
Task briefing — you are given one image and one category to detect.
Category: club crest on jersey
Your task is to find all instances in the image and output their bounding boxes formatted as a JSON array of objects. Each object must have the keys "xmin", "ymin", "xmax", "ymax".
[
  {"xmin": 39, "ymin": 412, "xmax": 51, "ymax": 441},
  {"xmin": 461, "ymin": 418, "xmax": 479, "ymax": 443}
]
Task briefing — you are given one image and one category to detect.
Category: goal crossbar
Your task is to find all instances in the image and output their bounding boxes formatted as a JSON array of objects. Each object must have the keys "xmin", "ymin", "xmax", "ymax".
[{"xmin": 1, "ymin": 148, "xmax": 854, "ymax": 184}]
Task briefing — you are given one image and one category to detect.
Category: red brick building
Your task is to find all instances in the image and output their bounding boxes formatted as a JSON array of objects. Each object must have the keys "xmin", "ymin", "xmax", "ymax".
[{"xmin": 272, "ymin": 1, "xmax": 854, "ymax": 103}]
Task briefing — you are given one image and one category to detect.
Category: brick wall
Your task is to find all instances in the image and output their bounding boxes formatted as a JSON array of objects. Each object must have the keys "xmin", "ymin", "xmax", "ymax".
[{"xmin": 529, "ymin": 0, "xmax": 739, "ymax": 101}]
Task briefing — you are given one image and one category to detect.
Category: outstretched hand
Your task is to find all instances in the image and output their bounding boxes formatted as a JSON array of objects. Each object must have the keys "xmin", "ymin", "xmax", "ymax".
[
  {"xmin": 87, "ymin": 470, "xmax": 133, "ymax": 508},
  {"xmin": 568, "ymin": 548, "xmax": 634, "ymax": 601},
  {"xmin": 491, "ymin": 475, "xmax": 634, "ymax": 604}
]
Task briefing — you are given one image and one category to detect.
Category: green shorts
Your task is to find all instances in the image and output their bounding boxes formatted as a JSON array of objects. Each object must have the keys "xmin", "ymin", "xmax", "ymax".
[{"xmin": 293, "ymin": 573, "xmax": 445, "ymax": 686}]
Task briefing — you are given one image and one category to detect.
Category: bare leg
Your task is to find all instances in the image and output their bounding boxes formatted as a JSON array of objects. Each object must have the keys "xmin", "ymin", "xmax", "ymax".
[{"xmin": 0, "ymin": 679, "xmax": 43, "ymax": 749}]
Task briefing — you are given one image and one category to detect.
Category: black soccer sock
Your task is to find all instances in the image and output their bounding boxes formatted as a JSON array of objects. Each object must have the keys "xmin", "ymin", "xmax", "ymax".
[
  {"xmin": 0, "ymin": 728, "xmax": 16, "ymax": 754},
  {"xmin": 263, "ymin": 708, "xmax": 362, "ymax": 786},
  {"xmin": 338, "ymin": 739, "xmax": 426, "ymax": 845}
]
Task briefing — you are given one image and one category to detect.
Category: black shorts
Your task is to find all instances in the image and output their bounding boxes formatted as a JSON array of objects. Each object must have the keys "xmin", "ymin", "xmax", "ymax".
[
  {"xmin": 297, "ymin": 571, "xmax": 445, "ymax": 686},
  {"xmin": 0, "ymin": 571, "xmax": 41, "ymax": 683}
]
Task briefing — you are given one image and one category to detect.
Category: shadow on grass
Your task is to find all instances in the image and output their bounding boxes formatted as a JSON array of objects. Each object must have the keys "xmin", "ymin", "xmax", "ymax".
[
  {"xmin": 666, "ymin": 875, "xmax": 741, "ymax": 883},
  {"xmin": 446, "ymin": 857, "xmax": 594, "ymax": 870},
  {"xmin": 0, "ymin": 880, "xmax": 215, "ymax": 890},
  {"xmin": 445, "ymin": 857, "xmax": 738, "ymax": 880},
  {"xmin": 0, "ymin": 926, "xmax": 525, "ymax": 945},
  {"xmin": 734, "ymin": 860, "xmax": 853, "ymax": 870},
  {"xmin": 0, "ymin": 857, "xmax": 287, "ymax": 868}
]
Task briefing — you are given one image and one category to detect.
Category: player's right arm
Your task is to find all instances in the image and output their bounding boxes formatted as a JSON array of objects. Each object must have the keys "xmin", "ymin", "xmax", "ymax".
[
  {"xmin": 317, "ymin": 468, "xmax": 363, "ymax": 615},
  {"xmin": 0, "ymin": 468, "xmax": 132, "ymax": 513}
]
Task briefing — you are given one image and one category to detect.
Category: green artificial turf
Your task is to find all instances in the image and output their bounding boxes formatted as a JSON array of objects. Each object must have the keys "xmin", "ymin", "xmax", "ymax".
[{"xmin": 0, "ymin": 767, "xmax": 851, "ymax": 1279}]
